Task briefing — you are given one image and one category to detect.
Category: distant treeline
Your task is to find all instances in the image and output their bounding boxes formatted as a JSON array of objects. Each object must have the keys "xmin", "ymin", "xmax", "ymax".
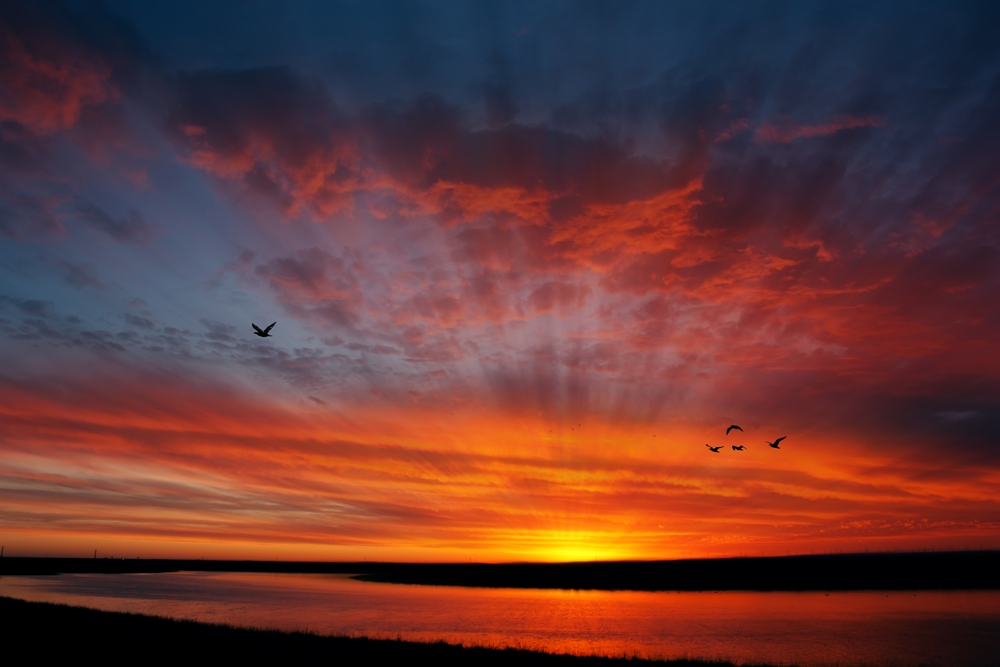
[
  {"xmin": 2, "ymin": 551, "xmax": 998, "ymax": 591},
  {"xmin": 0, "ymin": 596, "xmax": 748, "ymax": 666}
]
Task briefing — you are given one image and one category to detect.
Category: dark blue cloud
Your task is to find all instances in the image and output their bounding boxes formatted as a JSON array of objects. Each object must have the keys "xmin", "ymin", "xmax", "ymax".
[
  {"xmin": 0, "ymin": 190, "xmax": 63, "ymax": 239},
  {"xmin": 58, "ymin": 260, "xmax": 104, "ymax": 289},
  {"xmin": 76, "ymin": 203, "xmax": 155, "ymax": 244}
]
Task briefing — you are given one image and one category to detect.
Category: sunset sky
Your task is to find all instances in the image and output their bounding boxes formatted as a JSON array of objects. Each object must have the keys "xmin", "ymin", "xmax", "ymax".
[{"xmin": 2, "ymin": 1, "xmax": 999, "ymax": 562}]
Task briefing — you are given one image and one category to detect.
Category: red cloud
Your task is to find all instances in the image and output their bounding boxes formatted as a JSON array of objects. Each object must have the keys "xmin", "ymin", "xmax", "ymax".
[
  {"xmin": 165, "ymin": 68, "xmax": 366, "ymax": 217},
  {"xmin": 2, "ymin": 3, "xmax": 999, "ymax": 563},
  {"xmin": 527, "ymin": 281, "xmax": 592, "ymax": 315},
  {"xmin": 0, "ymin": 0, "xmax": 141, "ymax": 139},
  {"xmin": 0, "ymin": 31, "xmax": 117, "ymax": 135},
  {"xmin": 8, "ymin": 56, "xmax": 987, "ymax": 501},
  {"xmin": 753, "ymin": 115, "xmax": 884, "ymax": 143}
]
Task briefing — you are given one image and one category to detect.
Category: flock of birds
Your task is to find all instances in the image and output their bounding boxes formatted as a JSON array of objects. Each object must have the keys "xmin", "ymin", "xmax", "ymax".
[
  {"xmin": 253, "ymin": 322, "xmax": 790, "ymax": 454},
  {"xmin": 706, "ymin": 425, "xmax": 786, "ymax": 453}
]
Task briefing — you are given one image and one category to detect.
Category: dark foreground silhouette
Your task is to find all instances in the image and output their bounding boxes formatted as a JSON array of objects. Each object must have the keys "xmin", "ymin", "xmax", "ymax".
[
  {"xmin": 0, "ymin": 597, "xmax": 762, "ymax": 666},
  {"xmin": 2, "ymin": 551, "xmax": 998, "ymax": 591}
]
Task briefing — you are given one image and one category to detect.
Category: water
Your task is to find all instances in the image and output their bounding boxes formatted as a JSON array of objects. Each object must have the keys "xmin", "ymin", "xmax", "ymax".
[{"xmin": 2, "ymin": 572, "xmax": 999, "ymax": 666}]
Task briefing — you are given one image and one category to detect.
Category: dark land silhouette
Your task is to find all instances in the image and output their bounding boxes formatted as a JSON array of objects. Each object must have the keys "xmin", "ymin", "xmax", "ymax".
[
  {"xmin": 0, "ymin": 596, "xmax": 758, "ymax": 666},
  {"xmin": 2, "ymin": 551, "xmax": 998, "ymax": 591}
]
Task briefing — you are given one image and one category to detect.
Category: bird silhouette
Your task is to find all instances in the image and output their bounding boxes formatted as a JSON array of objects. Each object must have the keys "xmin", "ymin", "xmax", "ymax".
[
  {"xmin": 726, "ymin": 424, "xmax": 743, "ymax": 435},
  {"xmin": 732, "ymin": 445, "xmax": 746, "ymax": 451},
  {"xmin": 767, "ymin": 436, "xmax": 786, "ymax": 449},
  {"xmin": 706, "ymin": 444, "xmax": 723, "ymax": 453},
  {"xmin": 252, "ymin": 322, "xmax": 276, "ymax": 338}
]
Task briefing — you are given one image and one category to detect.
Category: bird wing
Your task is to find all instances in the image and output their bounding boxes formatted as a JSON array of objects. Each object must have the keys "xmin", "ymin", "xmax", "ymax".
[
  {"xmin": 734, "ymin": 425, "xmax": 743, "ymax": 431},
  {"xmin": 252, "ymin": 323, "xmax": 263, "ymax": 333},
  {"xmin": 263, "ymin": 322, "xmax": 276, "ymax": 333},
  {"xmin": 774, "ymin": 436, "xmax": 786, "ymax": 445},
  {"xmin": 726, "ymin": 426, "xmax": 733, "ymax": 435}
]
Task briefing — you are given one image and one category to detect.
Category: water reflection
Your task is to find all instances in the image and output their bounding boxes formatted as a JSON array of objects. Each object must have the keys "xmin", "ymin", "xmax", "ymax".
[{"xmin": 2, "ymin": 572, "xmax": 999, "ymax": 666}]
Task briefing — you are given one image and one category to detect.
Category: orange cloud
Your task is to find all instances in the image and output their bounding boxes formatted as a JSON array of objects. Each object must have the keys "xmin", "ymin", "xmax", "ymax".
[
  {"xmin": 2, "ymin": 364, "xmax": 998, "ymax": 561},
  {"xmin": 395, "ymin": 180, "xmax": 554, "ymax": 225},
  {"xmin": 547, "ymin": 179, "xmax": 705, "ymax": 269}
]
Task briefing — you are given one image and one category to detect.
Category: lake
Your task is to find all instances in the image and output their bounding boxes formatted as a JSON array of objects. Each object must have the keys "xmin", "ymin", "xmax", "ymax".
[{"xmin": 2, "ymin": 572, "xmax": 998, "ymax": 666}]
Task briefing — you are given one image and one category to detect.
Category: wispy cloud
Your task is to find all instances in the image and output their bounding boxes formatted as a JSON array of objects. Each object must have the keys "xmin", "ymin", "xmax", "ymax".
[{"xmin": 753, "ymin": 115, "xmax": 884, "ymax": 144}]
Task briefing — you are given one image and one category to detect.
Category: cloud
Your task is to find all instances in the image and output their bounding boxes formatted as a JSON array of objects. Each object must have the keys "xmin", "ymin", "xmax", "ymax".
[
  {"xmin": 526, "ymin": 281, "xmax": 591, "ymax": 315},
  {"xmin": 254, "ymin": 248, "xmax": 363, "ymax": 327},
  {"xmin": 0, "ymin": 0, "xmax": 147, "ymax": 137},
  {"xmin": 753, "ymin": 115, "xmax": 884, "ymax": 144},
  {"xmin": 0, "ymin": 190, "xmax": 63, "ymax": 239},
  {"xmin": 370, "ymin": 107, "xmax": 687, "ymax": 206},
  {"xmin": 10, "ymin": 297, "xmax": 52, "ymax": 316},
  {"xmin": 2, "ymin": 363, "xmax": 998, "ymax": 560},
  {"xmin": 58, "ymin": 260, "xmax": 103, "ymax": 289},
  {"xmin": 178, "ymin": 61, "xmax": 1000, "ymax": 451},
  {"xmin": 76, "ymin": 203, "xmax": 155, "ymax": 244},
  {"xmin": 51, "ymin": 8, "xmax": 1000, "ymax": 445},
  {"xmin": 125, "ymin": 313, "xmax": 155, "ymax": 329},
  {"xmin": 162, "ymin": 67, "xmax": 704, "ymax": 224},
  {"xmin": 0, "ymin": 25, "xmax": 116, "ymax": 136},
  {"xmin": 164, "ymin": 66, "xmax": 358, "ymax": 217},
  {"xmin": 3, "ymin": 1, "xmax": 1000, "ymax": 559},
  {"xmin": 479, "ymin": 49, "xmax": 518, "ymax": 127}
]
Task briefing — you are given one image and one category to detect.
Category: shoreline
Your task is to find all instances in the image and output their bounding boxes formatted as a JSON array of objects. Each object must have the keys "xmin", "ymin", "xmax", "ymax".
[
  {"xmin": 2, "ymin": 551, "xmax": 998, "ymax": 591},
  {"xmin": 0, "ymin": 596, "xmax": 766, "ymax": 666}
]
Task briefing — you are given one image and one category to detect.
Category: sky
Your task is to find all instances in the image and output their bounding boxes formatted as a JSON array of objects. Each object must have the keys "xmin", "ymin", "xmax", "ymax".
[{"xmin": 1, "ymin": 0, "xmax": 999, "ymax": 562}]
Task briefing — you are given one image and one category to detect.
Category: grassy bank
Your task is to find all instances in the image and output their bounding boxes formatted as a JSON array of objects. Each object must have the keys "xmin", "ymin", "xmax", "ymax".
[{"xmin": 0, "ymin": 596, "xmax": 767, "ymax": 666}]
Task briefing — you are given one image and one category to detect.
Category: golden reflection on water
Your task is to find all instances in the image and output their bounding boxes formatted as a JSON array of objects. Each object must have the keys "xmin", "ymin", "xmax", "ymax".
[{"xmin": 2, "ymin": 572, "xmax": 999, "ymax": 666}]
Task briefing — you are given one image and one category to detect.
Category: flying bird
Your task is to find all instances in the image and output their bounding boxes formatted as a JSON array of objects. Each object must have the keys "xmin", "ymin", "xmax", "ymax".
[
  {"xmin": 726, "ymin": 425, "xmax": 743, "ymax": 435},
  {"xmin": 252, "ymin": 322, "xmax": 276, "ymax": 338},
  {"xmin": 732, "ymin": 445, "xmax": 746, "ymax": 451},
  {"xmin": 767, "ymin": 436, "xmax": 787, "ymax": 449},
  {"xmin": 706, "ymin": 444, "xmax": 723, "ymax": 453}
]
